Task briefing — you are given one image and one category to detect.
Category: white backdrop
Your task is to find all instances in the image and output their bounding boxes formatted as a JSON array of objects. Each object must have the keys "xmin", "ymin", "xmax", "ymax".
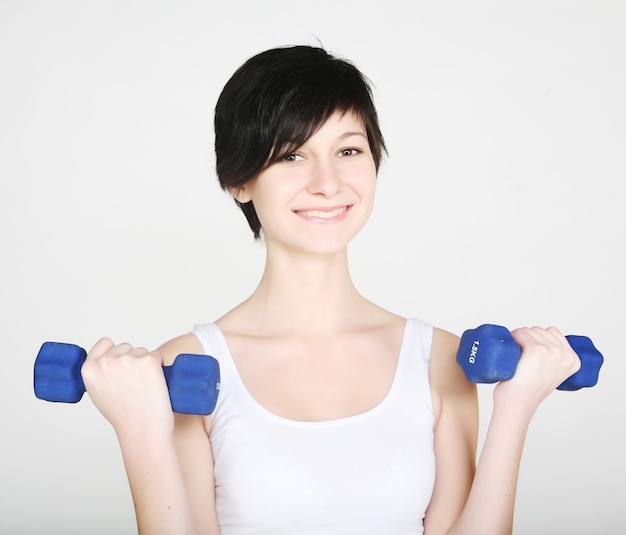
[{"xmin": 2, "ymin": 1, "xmax": 625, "ymax": 533}]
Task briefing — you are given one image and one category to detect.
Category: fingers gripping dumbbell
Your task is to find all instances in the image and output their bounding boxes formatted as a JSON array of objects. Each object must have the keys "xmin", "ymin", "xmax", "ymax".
[
  {"xmin": 34, "ymin": 341, "xmax": 220, "ymax": 415},
  {"xmin": 456, "ymin": 324, "xmax": 603, "ymax": 391}
]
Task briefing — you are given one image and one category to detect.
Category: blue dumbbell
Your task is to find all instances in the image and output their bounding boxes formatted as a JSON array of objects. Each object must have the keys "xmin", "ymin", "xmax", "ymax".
[
  {"xmin": 456, "ymin": 324, "xmax": 603, "ymax": 391},
  {"xmin": 34, "ymin": 341, "xmax": 220, "ymax": 415}
]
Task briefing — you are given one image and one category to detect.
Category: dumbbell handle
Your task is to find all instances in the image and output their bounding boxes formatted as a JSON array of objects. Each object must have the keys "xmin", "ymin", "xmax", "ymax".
[
  {"xmin": 34, "ymin": 341, "xmax": 220, "ymax": 415},
  {"xmin": 456, "ymin": 324, "xmax": 604, "ymax": 391}
]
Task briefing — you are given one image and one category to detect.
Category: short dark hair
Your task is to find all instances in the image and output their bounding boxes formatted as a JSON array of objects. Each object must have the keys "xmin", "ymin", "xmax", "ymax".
[{"xmin": 214, "ymin": 45, "xmax": 387, "ymax": 239}]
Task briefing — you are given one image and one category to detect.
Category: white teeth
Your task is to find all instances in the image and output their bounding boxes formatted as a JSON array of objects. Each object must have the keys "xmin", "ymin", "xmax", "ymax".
[{"xmin": 298, "ymin": 207, "xmax": 346, "ymax": 218}]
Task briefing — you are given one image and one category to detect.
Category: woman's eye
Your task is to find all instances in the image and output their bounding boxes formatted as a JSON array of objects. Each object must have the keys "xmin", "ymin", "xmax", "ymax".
[
  {"xmin": 283, "ymin": 153, "xmax": 303, "ymax": 162},
  {"xmin": 338, "ymin": 148, "xmax": 361, "ymax": 157}
]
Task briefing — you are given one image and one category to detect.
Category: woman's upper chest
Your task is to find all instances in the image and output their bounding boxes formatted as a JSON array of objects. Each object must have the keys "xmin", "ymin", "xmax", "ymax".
[{"xmin": 221, "ymin": 322, "xmax": 406, "ymax": 422}]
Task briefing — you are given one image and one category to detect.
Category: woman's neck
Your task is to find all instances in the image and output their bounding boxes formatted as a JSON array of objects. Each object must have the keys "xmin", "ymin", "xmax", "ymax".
[{"xmin": 239, "ymin": 248, "xmax": 369, "ymax": 336}]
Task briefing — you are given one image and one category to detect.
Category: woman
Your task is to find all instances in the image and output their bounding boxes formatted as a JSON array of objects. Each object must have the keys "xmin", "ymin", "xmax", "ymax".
[{"xmin": 82, "ymin": 45, "xmax": 580, "ymax": 534}]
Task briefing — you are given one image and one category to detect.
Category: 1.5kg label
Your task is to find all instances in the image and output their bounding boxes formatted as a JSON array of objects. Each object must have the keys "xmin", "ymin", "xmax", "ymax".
[{"xmin": 468, "ymin": 340, "xmax": 479, "ymax": 364}]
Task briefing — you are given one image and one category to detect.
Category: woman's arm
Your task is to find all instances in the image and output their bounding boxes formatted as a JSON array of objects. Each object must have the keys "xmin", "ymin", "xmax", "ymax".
[
  {"xmin": 160, "ymin": 335, "xmax": 220, "ymax": 534},
  {"xmin": 82, "ymin": 335, "xmax": 218, "ymax": 534},
  {"xmin": 117, "ymin": 420, "xmax": 197, "ymax": 535},
  {"xmin": 424, "ymin": 328, "xmax": 479, "ymax": 533},
  {"xmin": 425, "ymin": 326, "xmax": 581, "ymax": 535}
]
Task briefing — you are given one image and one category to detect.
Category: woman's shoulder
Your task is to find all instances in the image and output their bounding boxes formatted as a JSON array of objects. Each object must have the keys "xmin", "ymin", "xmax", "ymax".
[
  {"xmin": 429, "ymin": 326, "xmax": 477, "ymax": 419},
  {"xmin": 157, "ymin": 333, "xmax": 206, "ymax": 366},
  {"xmin": 431, "ymin": 326, "xmax": 460, "ymax": 359}
]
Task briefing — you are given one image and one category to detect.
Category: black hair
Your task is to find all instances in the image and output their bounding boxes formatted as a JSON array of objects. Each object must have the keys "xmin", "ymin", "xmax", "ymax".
[{"xmin": 215, "ymin": 45, "xmax": 386, "ymax": 239}]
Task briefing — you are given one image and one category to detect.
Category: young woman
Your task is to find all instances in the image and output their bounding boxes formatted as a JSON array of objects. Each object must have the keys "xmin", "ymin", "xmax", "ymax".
[{"xmin": 81, "ymin": 45, "xmax": 581, "ymax": 535}]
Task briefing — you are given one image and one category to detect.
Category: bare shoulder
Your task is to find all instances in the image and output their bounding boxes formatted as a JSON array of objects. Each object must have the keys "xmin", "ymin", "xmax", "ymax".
[
  {"xmin": 430, "ymin": 327, "xmax": 462, "ymax": 386},
  {"xmin": 430, "ymin": 327, "xmax": 477, "ymax": 417},
  {"xmin": 157, "ymin": 333, "xmax": 205, "ymax": 367}
]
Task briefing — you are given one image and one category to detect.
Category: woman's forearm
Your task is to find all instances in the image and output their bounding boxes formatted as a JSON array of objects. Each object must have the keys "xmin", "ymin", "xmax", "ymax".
[
  {"xmin": 447, "ymin": 403, "xmax": 535, "ymax": 535},
  {"xmin": 117, "ymin": 430, "xmax": 196, "ymax": 535},
  {"xmin": 445, "ymin": 327, "xmax": 582, "ymax": 534}
]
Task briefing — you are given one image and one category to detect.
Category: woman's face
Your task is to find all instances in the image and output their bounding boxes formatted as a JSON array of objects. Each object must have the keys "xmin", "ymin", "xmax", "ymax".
[{"xmin": 233, "ymin": 111, "xmax": 378, "ymax": 256}]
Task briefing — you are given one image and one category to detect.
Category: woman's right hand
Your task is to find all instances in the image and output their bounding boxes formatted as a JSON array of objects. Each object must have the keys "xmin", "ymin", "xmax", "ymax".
[{"xmin": 81, "ymin": 337, "xmax": 175, "ymax": 439}]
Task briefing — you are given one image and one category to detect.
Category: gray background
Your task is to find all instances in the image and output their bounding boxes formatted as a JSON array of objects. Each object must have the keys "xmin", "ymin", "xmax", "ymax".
[{"xmin": 2, "ymin": 1, "xmax": 625, "ymax": 533}]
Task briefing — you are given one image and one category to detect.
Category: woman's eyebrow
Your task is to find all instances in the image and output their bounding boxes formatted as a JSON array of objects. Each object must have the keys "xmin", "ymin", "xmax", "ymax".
[{"xmin": 339, "ymin": 131, "xmax": 368, "ymax": 140}]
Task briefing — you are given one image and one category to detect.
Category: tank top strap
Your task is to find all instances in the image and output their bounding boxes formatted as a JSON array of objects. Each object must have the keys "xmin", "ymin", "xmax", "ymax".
[
  {"xmin": 190, "ymin": 322, "xmax": 244, "ymax": 417},
  {"xmin": 391, "ymin": 317, "xmax": 434, "ymax": 416}
]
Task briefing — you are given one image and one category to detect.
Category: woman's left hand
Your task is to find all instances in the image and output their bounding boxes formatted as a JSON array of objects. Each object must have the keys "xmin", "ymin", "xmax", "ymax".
[{"xmin": 493, "ymin": 326, "xmax": 582, "ymax": 413}]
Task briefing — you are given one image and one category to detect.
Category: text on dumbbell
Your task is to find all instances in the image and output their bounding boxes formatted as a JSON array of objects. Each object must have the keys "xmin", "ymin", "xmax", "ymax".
[{"xmin": 468, "ymin": 340, "xmax": 479, "ymax": 364}]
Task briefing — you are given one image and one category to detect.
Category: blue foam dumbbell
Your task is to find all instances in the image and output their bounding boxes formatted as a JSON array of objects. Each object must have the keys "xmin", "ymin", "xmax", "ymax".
[
  {"xmin": 34, "ymin": 341, "xmax": 220, "ymax": 415},
  {"xmin": 456, "ymin": 324, "xmax": 603, "ymax": 391}
]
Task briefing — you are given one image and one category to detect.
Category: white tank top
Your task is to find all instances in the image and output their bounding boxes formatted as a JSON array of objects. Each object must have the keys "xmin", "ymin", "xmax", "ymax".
[{"xmin": 191, "ymin": 317, "xmax": 435, "ymax": 535}]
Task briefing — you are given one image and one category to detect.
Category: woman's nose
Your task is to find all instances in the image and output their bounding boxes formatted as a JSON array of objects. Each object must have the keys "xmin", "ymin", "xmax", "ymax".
[{"xmin": 307, "ymin": 160, "xmax": 341, "ymax": 196}]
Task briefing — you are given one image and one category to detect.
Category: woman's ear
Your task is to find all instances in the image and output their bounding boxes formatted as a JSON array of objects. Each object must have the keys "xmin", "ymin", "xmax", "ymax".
[{"xmin": 229, "ymin": 185, "xmax": 252, "ymax": 204}]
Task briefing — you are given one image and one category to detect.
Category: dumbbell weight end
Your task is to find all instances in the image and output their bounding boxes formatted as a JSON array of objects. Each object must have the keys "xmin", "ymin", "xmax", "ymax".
[{"xmin": 34, "ymin": 342, "xmax": 87, "ymax": 403}]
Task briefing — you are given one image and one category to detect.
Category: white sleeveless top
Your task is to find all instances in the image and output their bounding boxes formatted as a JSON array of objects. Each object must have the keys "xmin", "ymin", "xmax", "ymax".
[{"xmin": 191, "ymin": 317, "xmax": 436, "ymax": 535}]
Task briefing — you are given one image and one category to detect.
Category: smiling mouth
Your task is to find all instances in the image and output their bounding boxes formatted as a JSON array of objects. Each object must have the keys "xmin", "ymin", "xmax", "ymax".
[{"xmin": 294, "ymin": 205, "xmax": 352, "ymax": 222}]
